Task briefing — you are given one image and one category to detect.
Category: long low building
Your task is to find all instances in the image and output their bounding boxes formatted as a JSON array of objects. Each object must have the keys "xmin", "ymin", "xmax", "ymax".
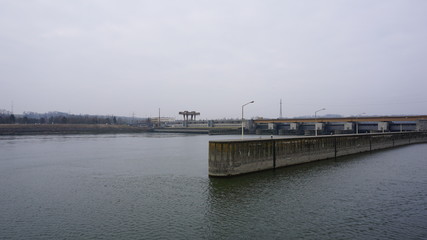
[
  {"xmin": 254, "ymin": 115, "xmax": 427, "ymax": 123},
  {"xmin": 253, "ymin": 115, "xmax": 427, "ymax": 135},
  {"xmin": 156, "ymin": 115, "xmax": 427, "ymax": 135}
]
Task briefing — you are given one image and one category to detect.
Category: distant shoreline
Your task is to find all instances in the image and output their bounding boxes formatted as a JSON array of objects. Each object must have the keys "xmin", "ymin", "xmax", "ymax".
[{"xmin": 0, "ymin": 124, "xmax": 151, "ymax": 135}]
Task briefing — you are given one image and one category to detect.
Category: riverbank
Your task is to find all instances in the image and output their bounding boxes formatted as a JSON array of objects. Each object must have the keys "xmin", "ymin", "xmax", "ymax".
[
  {"xmin": 0, "ymin": 124, "xmax": 151, "ymax": 135},
  {"xmin": 153, "ymin": 127, "xmax": 241, "ymax": 135}
]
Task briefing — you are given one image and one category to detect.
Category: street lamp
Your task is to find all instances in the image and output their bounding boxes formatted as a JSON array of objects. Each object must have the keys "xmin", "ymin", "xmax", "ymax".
[
  {"xmin": 356, "ymin": 112, "xmax": 366, "ymax": 134},
  {"xmin": 314, "ymin": 108, "xmax": 326, "ymax": 136},
  {"xmin": 242, "ymin": 101, "xmax": 254, "ymax": 138}
]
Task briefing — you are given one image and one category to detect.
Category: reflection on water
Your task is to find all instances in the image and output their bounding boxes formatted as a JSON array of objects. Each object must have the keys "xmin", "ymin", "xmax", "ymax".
[{"xmin": 0, "ymin": 134, "xmax": 426, "ymax": 239}]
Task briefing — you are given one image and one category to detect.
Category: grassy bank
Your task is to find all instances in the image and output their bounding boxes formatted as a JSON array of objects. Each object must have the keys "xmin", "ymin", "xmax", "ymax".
[{"xmin": 0, "ymin": 124, "xmax": 151, "ymax": 135}]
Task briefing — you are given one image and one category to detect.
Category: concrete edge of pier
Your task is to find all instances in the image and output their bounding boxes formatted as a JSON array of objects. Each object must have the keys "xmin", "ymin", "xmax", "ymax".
[{"xmin": 208, "ymin": 131, "xmax": 427, "ymax": 177}]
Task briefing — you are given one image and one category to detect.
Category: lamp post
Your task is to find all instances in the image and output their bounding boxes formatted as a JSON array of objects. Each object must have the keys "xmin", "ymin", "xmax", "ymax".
[
  {"xmin": 356, "ymin": 112, "xmax": 365, "ymax": 134},
  {"xmin": 314, "ymin": 108, "xmax": 326, "ymax": 136},
  {"xmin": 242, "ymin": 101, "xmax": 254, "ymax": 138}
]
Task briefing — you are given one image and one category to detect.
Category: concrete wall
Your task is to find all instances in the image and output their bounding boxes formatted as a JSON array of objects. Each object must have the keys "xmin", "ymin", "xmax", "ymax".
[
  {"xmin": 209, "ymin": 132, "xmax": 427, "ymax": 177},
  {"xmin": 417, "ymin": 120, "xmax": 427, "ymax": 131}
]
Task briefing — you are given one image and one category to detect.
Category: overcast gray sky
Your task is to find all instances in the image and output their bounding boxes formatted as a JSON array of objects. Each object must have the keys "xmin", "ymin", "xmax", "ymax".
[{"xmin": 1, "ymin": 0, "xmax": 426, "ymax": 119}]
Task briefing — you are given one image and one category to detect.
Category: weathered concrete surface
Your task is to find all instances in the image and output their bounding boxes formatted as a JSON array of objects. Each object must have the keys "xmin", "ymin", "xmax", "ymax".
[{"xmin": 209, "ymin": 132, "xmax": 427, "ymax": 177}]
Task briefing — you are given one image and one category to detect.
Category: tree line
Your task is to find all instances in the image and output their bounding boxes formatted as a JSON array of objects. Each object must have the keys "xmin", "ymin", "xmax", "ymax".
[{"xmin": 0, "ymin": 111, "xmax": 151, "ymax": 126}]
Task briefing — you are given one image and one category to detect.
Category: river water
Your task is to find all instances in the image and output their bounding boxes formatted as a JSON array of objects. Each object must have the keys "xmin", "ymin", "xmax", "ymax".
[{"xmin": 0, "ymin": 133, "xmax": 426, "ymax": 239}]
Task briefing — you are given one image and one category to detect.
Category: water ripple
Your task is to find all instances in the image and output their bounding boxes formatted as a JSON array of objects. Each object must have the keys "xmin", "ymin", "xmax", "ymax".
[{"xmin": 1, "ymin": 135, "xmax": 426, "ymax": 239}]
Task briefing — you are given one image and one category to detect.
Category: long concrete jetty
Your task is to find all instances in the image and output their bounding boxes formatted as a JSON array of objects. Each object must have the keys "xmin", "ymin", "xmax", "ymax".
[{"xmin": 209, "ymin": 132, "xmax": 427, "ymax": 177}]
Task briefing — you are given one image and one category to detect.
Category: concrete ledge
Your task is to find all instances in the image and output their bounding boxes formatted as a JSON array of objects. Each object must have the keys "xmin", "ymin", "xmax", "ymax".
[
  {"xmin": 209, "ymin": 132, "xmax": 427, "ymax": 177},
  {"xmin": 153, "ymin": 128, "xmax": 209, "ymax": 134}
]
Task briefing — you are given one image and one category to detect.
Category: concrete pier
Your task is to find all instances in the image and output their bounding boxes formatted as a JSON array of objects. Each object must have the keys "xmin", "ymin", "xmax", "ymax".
[{"xmin": 209, "ymin": 132, "xmax": 427, "ymax": 177}]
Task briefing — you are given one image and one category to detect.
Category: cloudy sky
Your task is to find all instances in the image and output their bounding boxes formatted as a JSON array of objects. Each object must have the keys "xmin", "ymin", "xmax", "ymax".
[{"xmin": 1, "ymin": 0, "xmax": 426, "ymax": 119}]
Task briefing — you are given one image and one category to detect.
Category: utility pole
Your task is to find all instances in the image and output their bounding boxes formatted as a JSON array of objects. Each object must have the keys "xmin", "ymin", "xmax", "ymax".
[
  {"xmin": 158, "ymin": 108, "xmax": 161, "ymax": 127},
  {"xmin": 241, "ymin": 101, "xmax": 254, "ymax": 139},
  {"xmin": 280, "ymin": 99, "xmax": 283, "ymax": 119},
  {"xmin": 314, "ymin": 108, "xmax": 326, "ymax": 136}
]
